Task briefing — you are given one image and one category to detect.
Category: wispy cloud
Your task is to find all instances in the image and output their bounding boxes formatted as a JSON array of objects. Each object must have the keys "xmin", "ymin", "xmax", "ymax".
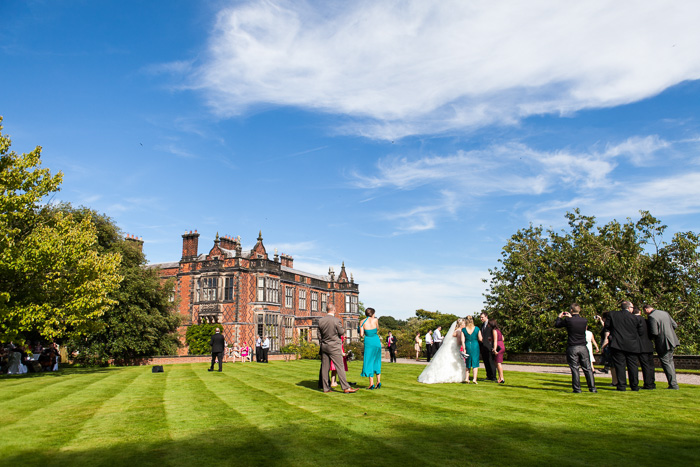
[{"xmin": 186, "ymin": 1, "xmax": 700, "ymax": 138}]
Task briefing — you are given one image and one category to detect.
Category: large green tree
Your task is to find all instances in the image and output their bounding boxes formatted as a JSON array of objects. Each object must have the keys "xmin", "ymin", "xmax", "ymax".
[
  {"xmin": 0, "ymin": 118, "xmax": 122, "ymax": 343},
  {"xmin": 483, "ymin": 210, "xmax": 700, "ymax": 353},
  {"xmin": 62, "ymin": 206, "xmax": 181, "ymax": 364}
]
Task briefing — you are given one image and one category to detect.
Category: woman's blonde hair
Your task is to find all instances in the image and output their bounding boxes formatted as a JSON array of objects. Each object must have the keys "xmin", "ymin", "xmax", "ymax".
[
  {"xmin": 466, "ymin": 315, "xmax": 474, "ymax": 325},
  {"xmin": 456, "ymin": 318, "xmax": 466, "ymax": 328}
]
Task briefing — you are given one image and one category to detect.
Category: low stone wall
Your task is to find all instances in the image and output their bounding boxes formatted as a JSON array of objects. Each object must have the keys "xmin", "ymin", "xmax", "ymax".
[
  {"xmin": 508, "ymin": 352, "xmax": 700, "ymax": 370},
  {"xmin": 125, "ymin": 353, "xmax": 297, "ymax": 366}
]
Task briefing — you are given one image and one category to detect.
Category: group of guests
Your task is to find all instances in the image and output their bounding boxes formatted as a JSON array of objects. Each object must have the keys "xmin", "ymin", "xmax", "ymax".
[
  {"xmin": 208, "ymin": 329, "xmax": 271, "ymax": 372},
  {"xmin": 414, "ymin": 326, "xmax": 444, "ymax": 361},
  {"xmin": 1, "ymin": 342, "xmax": 60, "ymax": 374},
  {"xmin": 556, "ymin": 301, "xmax": 681, "ymax": 393}
]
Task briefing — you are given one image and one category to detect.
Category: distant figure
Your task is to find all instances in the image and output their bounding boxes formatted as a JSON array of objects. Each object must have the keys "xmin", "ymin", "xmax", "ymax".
[
  {"xmin": 604, "ymin": 301, "xmax": 644, "ymax": 391},
  {"xmin": 461, "ymin": 316, "xmax": 482, "ymax": 384},
  {"xmin": 425, "ymin": 329, "xmax": 434, "ymax": 362},
  {"xmin": 414, "ymin": 332, "xmax": 422, "ymax": 361},
  {"xmin": 555, "ymin": 304, "xmax": 597, "ymax": 393},
  {"xmin": 255, "ymin": 335, "xmax": 262, "ymax": 362},
  {"xmin": 331, "ymin": 336, "xmax": 350, "ymax": 387},
  {"xmin": 585, "ymin": 327, "xmax": 599, "ymax": 373},
  {"xmin": 490, "ymin": 319, "xmax": 506, "ymax": 384},
  {"xmin": 634, "ymin": 306, "xmax": 656, "ymax": 389},
  {"xmin": 229, "ymin": 342, "xmax": 241, "ymax": 362},
  {"xmin": 318, "ymin": 304, "xmax": 358, "ymax": 393},
  {"xmin": 479, "ymin": 311, "xmax": 497, "ymax": 382},
  {"xmin": 360, "ymin": 307, "xmax": 382, "ymax": 389},
  {"xmin": 240, "ymin": 341, "xmax": 252, "ymax": 363},
  {"xmin": 433, "ymin": 326, "xmax": 443, "ymax": 352},
  {"xmin": 387, "ymin": 332, "xmax": 397, "ymax": 363},
  {"xmin": 644, "ymin": 305, "xmax": 680, "ymax": 390},
  {"xmin": 208, "ymin": 328, "xmax": 226, "ymax": 372},
  {"xmin": 261, "ymin": 336, "xmax": 270, "ymax": 363}
]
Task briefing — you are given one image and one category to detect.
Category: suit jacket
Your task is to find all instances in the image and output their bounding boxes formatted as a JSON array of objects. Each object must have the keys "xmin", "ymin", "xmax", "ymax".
[
  {"xmin": 387, "ymin": 336, "xmax": 397, "ymax": 350},
  {"xmin": 481, "ymin": 322, "xmax": 494, "ymax": 351},
  {"xmin": 210, "ymin": 333, "xmax": 226, "ymax": 353},
  {"xmin": 318, "ymin": 314, "xmax": 344, "ymax": 351},
  {"xmin": 635, "ymin": 314, "xmax": 654, "ymax": 353},
  {"xmin": 604, "ymin": 308, "xmax": 643, "ymax": 353},
  {"xmin": 647, "ymin": 309, "xmax": 680, "ymax": 352},
  {"xmin": 554, "ymin": 314, "xmax": 588, "ymax": 347}
]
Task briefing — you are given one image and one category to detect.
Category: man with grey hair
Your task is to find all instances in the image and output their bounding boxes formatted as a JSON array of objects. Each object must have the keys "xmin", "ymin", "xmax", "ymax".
[
  {"xmin": 604, "ymin": 301, "xmax": 644, "ymax": 391},
  {"xmin": 643, "ymin": 304, "xmax": 680, "ymax": 390},
  {"xmin": 318, "ymin": 304, "xmax": 358, "ymax": 393}
]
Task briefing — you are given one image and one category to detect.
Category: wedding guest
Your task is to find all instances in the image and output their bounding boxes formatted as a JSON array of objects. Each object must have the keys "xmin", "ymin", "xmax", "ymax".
[
  {"xmin": 331, "ymin": 336, "xmax": 350, "ymax": 387},
  {"xmin": 433, "ymin": 326, "xmax": 443, "ymax": 352},
  {"xmin": 555, "ymin": 304, "xmax": 597, "ymax": 393},
  {"xmin": 644, "ymin": 304, "xmax": 680, "ymax": 390},
  {"xmin": 479, "ymin": 311, "xmax": 497, "ymax": 381},
  {"xmin": 261, "ymin": 335, "xmax": 270, "ymax": 363},
  {"xmin": 387, "ymin": 332, "xmax": 397, "ymax": 363},
  {"xmin": 208, "ymin": 328, "xmax": 226, "ymax": 372},
  {"xmin": 425, "ymin": 329, "xmax": 434, "ymax": 362},
  {"xmin": 255, "ymin": 335, "xmax": 262, "ymax": 362},
  {"xmin": 318, "ymin": 304, "xmax": 358, "ymax": 393},
  {"xmin": 490, "ymin": 319, "xmax": 506, "ymax": 384},
  {"xmin": 230, "ymin": 342, "xmax": 241, "ymax": 362},
  {"xmin": 596, "ymin": 313, "xmax": 618, "ymax": 385},
  {"xmin": 585, "ymin": 326, "xmax": 599, "ymax": 373},
  {"xmin": 240, "ymin": 341, "xmax": 252, "ymax": 362},
  {"xmin": 633, "ymin": 306, "xmax": 656, "ymax": 389},
  {"xmin": 360, "ymin": 307, "xmax": 382, "ymax": 389},
  {"xmin": 604, "ymin": 301, "xmax": 644, "ymax": 391},
  {"xmin": 414, "ymin": 332, "xmax": 422, "ymax": 361},
  {"xmin": 459, "ymin": 316, "xmax": 482, "ymax": 384}
]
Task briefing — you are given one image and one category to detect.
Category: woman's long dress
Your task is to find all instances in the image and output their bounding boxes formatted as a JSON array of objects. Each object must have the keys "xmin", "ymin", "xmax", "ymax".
[
  {"xmin": 417, "ymin": 321, "xmax": 466, "ymax": 383},
  {"xmin": 361, "ymin": 328, "xmax": 382, "ymax": 377},
  {"xmin": 462, "ymin": 327, "xmax": 481, "ymax": 369}
]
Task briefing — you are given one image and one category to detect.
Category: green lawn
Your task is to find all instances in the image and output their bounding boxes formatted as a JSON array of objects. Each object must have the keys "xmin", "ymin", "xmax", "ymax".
[{"xmin": 1, "ymin": 360, "xmax": 698, "ymax": 467}]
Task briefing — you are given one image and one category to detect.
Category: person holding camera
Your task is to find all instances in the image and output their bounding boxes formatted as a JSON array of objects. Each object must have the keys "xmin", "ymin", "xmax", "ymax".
[{"xmin": 555, "ymin": 303, "xmax": 597, "ymax": 393}]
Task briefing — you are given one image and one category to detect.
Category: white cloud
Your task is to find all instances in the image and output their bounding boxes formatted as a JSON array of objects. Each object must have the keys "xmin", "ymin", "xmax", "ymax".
[{"xmin": 189, "ymin": 0, "xmax": 700, "ymax": 138}]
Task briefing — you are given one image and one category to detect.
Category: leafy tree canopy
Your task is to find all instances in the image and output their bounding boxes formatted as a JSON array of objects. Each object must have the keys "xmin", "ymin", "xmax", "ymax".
[
  {"xmin": 0, "ymin": 118, "xmax": 122, "ymax": 343},
  {"xmin": 483, "ymin": 209, "xmax": 700, "ymax": 354}
]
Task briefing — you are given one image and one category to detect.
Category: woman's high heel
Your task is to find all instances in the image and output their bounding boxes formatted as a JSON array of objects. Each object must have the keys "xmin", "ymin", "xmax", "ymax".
[
  {"xmin": 376, "ymin": 383, "xmax": 381, "ymax": 389},
  {"xmin": 368, "ymin": 385, "xmax": 375, "ymax": 390}
]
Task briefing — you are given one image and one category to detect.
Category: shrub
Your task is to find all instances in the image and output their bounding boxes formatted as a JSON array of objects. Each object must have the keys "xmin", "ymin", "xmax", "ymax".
[{"xmin": 185, "ymin": 324, "xmax": 220, "ymax": 355}]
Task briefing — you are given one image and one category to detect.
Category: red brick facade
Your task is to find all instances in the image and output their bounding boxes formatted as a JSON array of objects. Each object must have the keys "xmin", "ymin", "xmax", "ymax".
[{"xmin": 148, "ymin": 231, "xmax": 360, "ymax": 355}]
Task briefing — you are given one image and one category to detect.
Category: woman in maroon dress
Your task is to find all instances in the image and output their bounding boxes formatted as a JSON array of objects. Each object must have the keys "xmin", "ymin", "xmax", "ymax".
[{"xmin": 490, "ymin": 319, "xmax": 506, "ymax": 384}]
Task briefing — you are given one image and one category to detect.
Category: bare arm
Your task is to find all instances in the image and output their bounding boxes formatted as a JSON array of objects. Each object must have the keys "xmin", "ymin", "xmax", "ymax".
[{"xmin": 478, "ymin": 330, "xmax": 483, "ymax": 343}]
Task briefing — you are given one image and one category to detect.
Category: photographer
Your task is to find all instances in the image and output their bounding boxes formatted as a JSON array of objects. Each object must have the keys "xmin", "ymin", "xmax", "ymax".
[{"xmin": 555, "ymin": 304, "xmax": 597, "ymax": 393}]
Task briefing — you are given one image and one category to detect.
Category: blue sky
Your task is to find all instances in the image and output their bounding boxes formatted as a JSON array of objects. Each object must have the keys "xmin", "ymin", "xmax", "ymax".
[{"xmin": 2, "ymin": 1, "xmax": 700, "ymax": 319}]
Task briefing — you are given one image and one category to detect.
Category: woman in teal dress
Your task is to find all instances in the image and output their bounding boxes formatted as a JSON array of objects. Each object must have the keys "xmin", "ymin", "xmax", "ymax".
[
  {"xmin": 360, "ymin": 307, "xmax": 382, "ymax": 389},
  {"xmin": 461, "ymin": 316, "xmax": 482, "ymax": 384}
]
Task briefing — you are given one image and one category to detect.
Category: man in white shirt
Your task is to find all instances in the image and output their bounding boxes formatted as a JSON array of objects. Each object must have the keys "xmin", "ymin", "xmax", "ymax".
[
  {"xmin": 261, "ymin": 336, "xmax": 270, "ymax": 363},
  {"xmin": 425, "ymin": 330, "xmax": 434, "ymax": 362},
  {"xmin": 433, "ymin": 326, "xmax": 443, "ymax": 352}
]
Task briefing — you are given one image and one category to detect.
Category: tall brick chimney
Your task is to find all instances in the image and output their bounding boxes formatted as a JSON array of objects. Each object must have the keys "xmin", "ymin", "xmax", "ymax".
[
  {"xmin": 182, "ymin": 230, "xmax": 199, "ymax": 260},
  {"xmin": 124, "ymin": 233, "xmax": 144, "ymax": 252},
  {"xmin": 220, "ymin": 234, "xmax": 239, "ymax": 252},
  {"xmin": 280, "ymin": 253, "xmax": 294, "ymax": 268}
]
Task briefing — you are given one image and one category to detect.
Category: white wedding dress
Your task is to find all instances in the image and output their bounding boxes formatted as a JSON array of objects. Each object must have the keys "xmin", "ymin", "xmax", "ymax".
[{"xmin": 417, "ymin": 321, "xmax": 467, "ymax": 384}]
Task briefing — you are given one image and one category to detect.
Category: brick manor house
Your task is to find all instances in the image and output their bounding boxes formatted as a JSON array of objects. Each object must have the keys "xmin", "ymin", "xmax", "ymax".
[{"xmin": 145, "ymin": 230, "xmax": 360, "ymax": 355}]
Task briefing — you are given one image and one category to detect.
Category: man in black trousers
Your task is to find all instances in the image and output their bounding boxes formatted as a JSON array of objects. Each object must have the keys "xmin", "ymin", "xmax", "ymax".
[
  {"xmin": 387, "ymin": 332, "xmax": 398, "ymax": 363},
  {"xmin": 634, "ymin": 306, "xmax": 656, "ymax": 389},
  {"xmin": 208, "ymin": 328, "xmax": 226, "ymax": 372},
  {"xmin": 479, "ymin": 311, "xmax": 497, "ymax": 381},
  {"xmin": 605, "ymin": 301, "xmax": 644, "ymax": 391},
  {"xmin": 555, "ymin": 303, "xmax": 597, "ymax": 393}
]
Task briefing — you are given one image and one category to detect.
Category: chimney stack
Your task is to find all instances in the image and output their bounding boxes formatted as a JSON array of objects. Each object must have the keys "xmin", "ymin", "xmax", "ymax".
[
  {"xmin": 181, "ymin": 230, "xmax": 200, "ymax": 260},
  {"xmin": 124, "ymin": 233, "xmax": 144, "ymax": 253}
]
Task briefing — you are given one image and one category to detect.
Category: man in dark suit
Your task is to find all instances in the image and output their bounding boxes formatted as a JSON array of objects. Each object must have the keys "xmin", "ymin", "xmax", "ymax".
[
  {"xmin": 555, "ymin": 303, "xmax": 597, "ymax": 393},
  {"xmin": 387, "ymin": 332, "xmax": 398, "ymax": 363},
  {"xmin": 318, "ymin": 304, "xmax": 358, "ymax": 393},
  {"xmin": 604, "ymin": 301, "xmax": 644, "ymax": 391},
  {"xmin": 208, "ymin": 328, "xmax": 226, "ymax": 372},
  {"xmin": 479, "ymin": 311, "xmax": 497, "ymax": 381},
  {"xmin": 633, "ymin": 307, "xmax": 656, "ymax": 389},
  {"xmin": 644, "ymin": 305, "xmax": 680, "ymax": 390}
]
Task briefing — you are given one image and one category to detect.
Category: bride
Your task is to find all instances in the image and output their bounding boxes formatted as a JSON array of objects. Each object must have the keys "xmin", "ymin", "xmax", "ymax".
[{"xmin": 417, "ymin": 320, "xmax": 467, "ymax": 384}]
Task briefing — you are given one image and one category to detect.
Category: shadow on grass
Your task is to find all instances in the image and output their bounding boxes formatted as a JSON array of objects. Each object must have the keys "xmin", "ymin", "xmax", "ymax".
[
  {"xmin": 295, "ymin": 379, "xmax": 320, "ymax": 390},
  {"xmin": 0, "ymin": 366, "xmax": 120, "ymax": 382},
  {"xmin": 2, "ymin": 416, "xmax": 697, "ymax": 467}
]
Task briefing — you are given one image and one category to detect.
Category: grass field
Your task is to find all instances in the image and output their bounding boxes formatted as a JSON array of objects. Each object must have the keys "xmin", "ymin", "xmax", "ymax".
[{"xmin": 1, "ymin": 360, "xmax": 698, "ymax": 467}]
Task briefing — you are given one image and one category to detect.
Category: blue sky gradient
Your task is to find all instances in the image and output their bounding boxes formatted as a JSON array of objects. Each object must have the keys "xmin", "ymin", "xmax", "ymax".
[{"xmin": 3, "ymin": 1, "xmax": 700, "ymax": 319}]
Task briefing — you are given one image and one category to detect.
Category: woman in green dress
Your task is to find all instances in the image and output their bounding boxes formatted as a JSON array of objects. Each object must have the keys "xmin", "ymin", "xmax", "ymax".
[
  {"xmin": 360, "ymin": 307, "xmax": 382, "ymax": 389},
  {"xmin": 461, "ymin": 315, "xmax": 482, "ymax": 384}
]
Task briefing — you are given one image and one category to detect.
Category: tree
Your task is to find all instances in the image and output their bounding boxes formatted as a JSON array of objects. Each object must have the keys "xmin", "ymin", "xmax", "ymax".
[
  {"xmin": 483, "ymin": 210, "xmax": 700, "ymax": 353},
  {"xmin": 63, "ymin": 206, "xmax": 180, "ymax": 364},
  {"xmin": 0, "ymin": 118, "xmax": 122, "ymax": 343}
]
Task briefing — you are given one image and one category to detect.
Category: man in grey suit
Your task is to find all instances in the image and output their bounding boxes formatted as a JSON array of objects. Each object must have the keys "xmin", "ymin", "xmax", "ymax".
[
  {"xmin": 643, "ymin": 304, "xmax": 680, "ymax": 390},
  {"xmin": 318, "ymin": 304, "xmax": 358, "ymax": 393}
]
